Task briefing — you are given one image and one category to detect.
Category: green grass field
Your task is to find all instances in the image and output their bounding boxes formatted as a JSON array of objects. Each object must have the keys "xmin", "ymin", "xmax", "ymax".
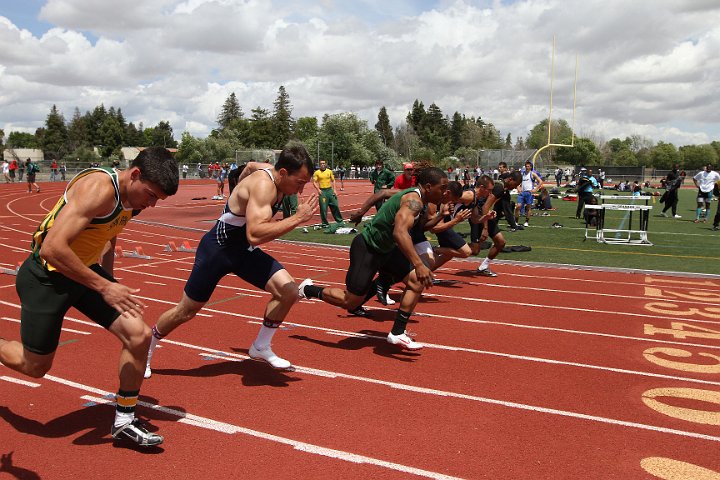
[{"xmin": 282, "ymin": 188, "xmax": 719, "ymax": 275}]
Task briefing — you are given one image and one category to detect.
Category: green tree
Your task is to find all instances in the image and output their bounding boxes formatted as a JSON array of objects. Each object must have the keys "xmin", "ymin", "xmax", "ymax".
[
  {"xmin": 67, "ymin": 107, "xmax": 90, "ymax": 151},
  {"xmin": 247, "ymin": 107, "xmax": 274, "ymax": 148},
  {"xmin": 295, "ymin": 116, "xmax": 318, "ymax": 143},
  {"xmin": 86, "ymin": 104, "xmax": 108, "ymax": 146},
  {"xmin": 449, "ymin": 112, "xmax": 464, "ymax": 153},
  {"xmin": 679, "ymin": 144, "xmax": 718, "ymax": 170},
  {"xmin": 6, "ymin": 131, "xmax": 38, "ymax": 148},
  {"xmin": 375, "ymin": 106, "xmax": 394, "ymax": 147},
  {"xmin": 514, "ymin": 136, "xmax": 526, "ymax": 150},
  {"xmin": 554, "ymin": 137, "xmax": 601, "ymax": 166},
  {"xmin": 271, "ymin": 85, "xmax": 294, "ymax": 148},
  {"xmin": 42, "ymin": 105, "xmax": 69, "ymax": 160},
  {"xmin": 217, "ymin": 92, "xmax": 243, "ymax": 130},
  {"xmin": 143, "ymin": 121, "xmax": 177, "ymax": 148},
  {"xmin": 406, "ymin": 100, "xmax": 425, "ymax": 134},
  {"xmin": 648, "ymin": 141, "xmax": 679, "ymax": 169},
  {"xmin": 97, "ymin": 114, "xmax": 124, "ymax": 157}
]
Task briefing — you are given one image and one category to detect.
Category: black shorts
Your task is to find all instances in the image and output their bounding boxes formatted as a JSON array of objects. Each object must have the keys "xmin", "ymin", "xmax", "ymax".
[
  {"xmin": 26, "ymin": 173, "xmax": 36, "ymax": 183},
  {"xmin": 470, "ymin": 223, "xmax": 482, "ymax": 244},
  {"xmin": 486, "ymin": 218, "xmax": 500, "ymax": 238},
  {"xmin": 16, "ymin": 256, "xmax": 121, "ymax": 355},
  {"xmin": 436, "ymin": 228, "xmax": 466, "ymax": 250},
  {"xmin": 184, "ymin": 230, "xmax": 284, "ymax": 303},
  {"xmin": 345, "ymin": 235, "xmax": 414, "ymax": 296}
]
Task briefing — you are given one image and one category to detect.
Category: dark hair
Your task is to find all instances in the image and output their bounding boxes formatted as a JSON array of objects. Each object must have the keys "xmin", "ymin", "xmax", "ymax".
[
  {"xmin": 131, "ymin": 147, "xmax": 179, "ymax": 195},
  {"xmin": 228, "ymin": 165, "xmax": 245, "ymax": 193},
  {"xmin": 477, "ymin": 174, "xmax": 494, "ymax": 188},
  {"xmin": 506, "ymin": 170, "xmax": 522, "ymax": 185},
  {"xmin": 275, "ymin": 144, "xmax": 314, "ymax": 176},
  {"xmin": 416, "ymin": 167, "xmax": 447, "ymax": 186},
  {"xmin": 447, "ymin": 181, "xmax": 464, "ymax": 197},
  {"xmin": 498, "ymin": 162, "xmax": 508, "ymax": 169}
]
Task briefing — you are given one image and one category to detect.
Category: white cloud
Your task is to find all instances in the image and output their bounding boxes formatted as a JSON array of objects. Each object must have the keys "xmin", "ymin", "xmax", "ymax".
[{"xmin": 1, "ymin": 0, "xmax": 719, "ymax": 147}]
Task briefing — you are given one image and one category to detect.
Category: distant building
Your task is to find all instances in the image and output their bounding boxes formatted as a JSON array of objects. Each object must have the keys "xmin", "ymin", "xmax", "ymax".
[{"xmin": 2, "ymin": 148, "xmax": 44, "ymax": 163}]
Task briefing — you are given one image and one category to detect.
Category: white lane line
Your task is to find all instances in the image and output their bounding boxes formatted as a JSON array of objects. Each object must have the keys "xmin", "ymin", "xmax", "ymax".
[
  {"xmin": 1, "ymin": 376, "xmax": 41, "ymax": 387},
  {"xmin": 73, "ymin": 388, "xmax": 460, "ymax": 478},
  {"xmin": 149, "ymin": 343, "xmax": 720, "ymax": 444}
]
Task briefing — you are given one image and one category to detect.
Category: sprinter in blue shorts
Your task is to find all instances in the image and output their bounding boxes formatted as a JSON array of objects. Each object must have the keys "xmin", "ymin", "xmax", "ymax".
[{"xmin": 144, "ymin": 145, "xmax": 318, "ymax": 376}]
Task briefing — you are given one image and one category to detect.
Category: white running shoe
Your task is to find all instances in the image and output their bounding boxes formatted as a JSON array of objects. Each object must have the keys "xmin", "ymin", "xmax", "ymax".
[
  {"xmin": 387, "ymin": 331, "xmax": 423, "ymax": 351},
  {"xmin": 673, "ymin": 214, "xmax": 682, "ymax": 218},
  {"xmin": 111, "ymin": 419, "xmax": 164, "ymax": 446},
  {"xmin": 249, "ymin": 343, "xmax": 292, "ymax": 370},
  {"xmin": 384, "ymin": 294, "xmax": 396, "ymax": 306},
  {"xmin": 297, "ymin": 278, "xmax": 313, "ymax": 299},
  {"xmin": 143, "ymin": 364, "xmax": 152, "ymax": 379},
  {"xmin": 477, "ymin": 267, "xmax": 498, "ymax": 277},
  {"xmin": 523, "ymin": 221, "xmax": 529, "ymax": 227}
]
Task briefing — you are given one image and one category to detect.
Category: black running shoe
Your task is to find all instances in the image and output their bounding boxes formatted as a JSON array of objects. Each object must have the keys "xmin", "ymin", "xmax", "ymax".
[
  {"xmin": 347, "ymin": 306, "xmax": 372, "ymax": 318},
  {"xmin": 111, "ymin": 419, "xmax": 164, "ymax": 446}
]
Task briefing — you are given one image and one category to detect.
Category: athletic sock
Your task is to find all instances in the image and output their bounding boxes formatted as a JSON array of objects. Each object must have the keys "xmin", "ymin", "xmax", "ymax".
[
  {"xmin": 146, "ymin": 325, "xmax": 164, "ymax": 364},
  {"xmin": 391, "ymin": 310, "xmax": 412, "ymax": 336},
  {"xmin": 254, "ymin": 322, "xmax": 280, "ymax": 349},
  {"xmin": 696, "ymin": 208, "xmax": 703, "ymax": 220},
  {"xmin": 303, "ymin": 284, "xmax": 324, "ymax": 300},
  {"xmin": 479, "ymin": 257, "xmax": 491, "ymax": 270},
  {"xmin": 114, "ymin": 389, "xmax": 139, "ymax": 428}
]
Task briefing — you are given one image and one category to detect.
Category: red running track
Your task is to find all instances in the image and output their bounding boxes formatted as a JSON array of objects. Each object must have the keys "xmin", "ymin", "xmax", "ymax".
[{"xmin": 1, "ymin": 180, "xmax": 719, "ymax": 479}]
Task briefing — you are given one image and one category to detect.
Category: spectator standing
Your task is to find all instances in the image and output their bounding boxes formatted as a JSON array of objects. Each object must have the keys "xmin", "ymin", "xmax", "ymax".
[
  {"xmin": 598, "ymin": 169, "xmax": 606, "ymax": 189},
  {"xmin": 8, "ymin": 158, "xmax": 18, "ymax": 182},
  {"xmin": 661, "ymin": 164, "xmax": 682, "ymax": 218},
  {"xmin": 17, "ymin": 160, "xmax": 25, "ymax": 181},
  {"xmin": 59, "ymin": 162, "xmax": 67, "ymax": 181},
  {"xmin": 693, "ymin": 164, "xmax": 720, "ymax": 223},
  {"xmin": 497, "ymin": 162, "xmax": 522, "ymax": 230},
  {"xmin": 50, "ymin": 160, "xmax": 58, "ymax": 181},
  {"xmin": 2, "ymin": 159, "xmax": 9, "ymax": 183},
  {"xmin": 555, "ymin": 167, "xmax": 563, "ymax": 187},
  {"xmin": 368, "ymin": 160, "xmax": 395, "ymax": 212},
  {"xmin": 575, "ymin": 168, "xmax": 599, "ymax": 219},
  {"xmin": 393, "ymin": 163, "xmax": 417, "ymax": 189},
  {"xmin": 337, "ymin": 165, "xmax": 345, "ymax": 191},
  {"xmin": 515, "ymin": 161, "xmax": 543, "ymax": 227},
  {"xmin": 312, "ymin": 159, "xmax": 344, "ymax": 227},
  {"xmin": 182, "ymin": 163, "xmax": 189, "ymax": 179},
  {"xmin": 25, "ymin": 158, "xmax": 40, "ymax": 193}
]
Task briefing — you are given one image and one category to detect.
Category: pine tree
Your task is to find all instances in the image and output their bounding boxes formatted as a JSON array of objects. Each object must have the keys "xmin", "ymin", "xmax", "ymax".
[
  {"xmin": 43, "ymin": 105, "xmax": 69, "ymax": 160},
  {"xmin": 217, "ymin": 92, "xmax": 243, "ymax": 130},
  {"xmin": 449, "ymin": 112, "xmax": 465, "ymax": 153},
  {"xmin": 271, "ymin": 86, "xmax": 294, "ymax": 148},
  {"xmin": 68, "ymin": 107, "xmax": 90, "ymax": 151},
  {"xmin": 374, "ymin": 106, "xmax": 394, "ymax": 146},
  {"xmin": 406, "ymin": 100, "xmax": 425, "ymax": 133}
]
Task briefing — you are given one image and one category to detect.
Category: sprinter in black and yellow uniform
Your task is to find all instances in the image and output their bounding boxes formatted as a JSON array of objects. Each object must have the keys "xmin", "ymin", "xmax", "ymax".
[{"xmin": 0, "ymin": 147, "xmax": 178, "ymax": 447}]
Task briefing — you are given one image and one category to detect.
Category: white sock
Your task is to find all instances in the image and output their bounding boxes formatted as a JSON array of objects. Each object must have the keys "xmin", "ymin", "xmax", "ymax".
[
  {"xmin": 479, "ymin": 258, "xmax": 491, "ymax": 270},
  {"xmin": 114, "ymin": 411, "xmax": 134, "ymax": 428},
  {"xmin": 254, "ymin": 325, "xmax": 278, "ymax": 350},
  {"xmin": 146, "ymin": 326, "xmax": 164, "ymax": 365}
]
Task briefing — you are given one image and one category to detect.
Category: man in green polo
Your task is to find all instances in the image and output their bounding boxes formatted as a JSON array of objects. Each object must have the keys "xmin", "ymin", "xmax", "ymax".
[{"xmin": 368, "ymin": 160, "xmax": 395, "ymax": 212}]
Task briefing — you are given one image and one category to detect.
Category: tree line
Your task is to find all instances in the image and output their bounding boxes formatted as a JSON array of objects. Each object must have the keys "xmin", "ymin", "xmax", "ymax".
[{"xmin": 2, "ymin": 85, "xmax": 718, "ymax": 171}]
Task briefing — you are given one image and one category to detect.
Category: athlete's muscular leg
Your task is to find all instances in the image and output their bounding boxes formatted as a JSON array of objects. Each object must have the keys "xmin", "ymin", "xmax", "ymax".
[
  {"xmin": 315, "ymin": 288, "xmax": 365, "ymax": 311},
  {"xmin": 487, "ymin": 233, "xmax": 506, "ymax": 261},
  {"xmin": 397, "ymin": 269, "xmax": 425, "ymax": 314},
  {"xmin": 109, "ymin": 311, "xmax": 152, "ymax": 391},
  {"xmin": 156, "ymin": 293, "xmax": 207, "ymax": 337},
  {"xmin": 264, "ymin": 269, "xmax": 300, "ymax": 323},
  {"xmin": 0, "ymin": 339, "xmax": 55, "ymax": 378}
]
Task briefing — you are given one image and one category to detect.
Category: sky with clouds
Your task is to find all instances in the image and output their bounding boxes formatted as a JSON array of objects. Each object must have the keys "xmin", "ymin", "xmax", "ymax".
[{"xmin": 1, "ymin": 0, "xmax": 719, "ymax": 148}]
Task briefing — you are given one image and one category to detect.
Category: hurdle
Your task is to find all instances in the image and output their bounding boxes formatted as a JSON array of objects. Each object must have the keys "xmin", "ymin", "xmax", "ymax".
[
  {"xmin": 1, "ymin": 262, "xmax": 22, "ymax": 276},
  {"xmin": 584, "ymin": 203, "xmax": 653, "ymax": 245}
]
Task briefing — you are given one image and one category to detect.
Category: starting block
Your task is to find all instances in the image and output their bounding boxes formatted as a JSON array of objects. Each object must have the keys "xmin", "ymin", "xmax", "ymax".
[
  {"xmin": 1, "ymin": 262, "xmax": 22, "ymax": 276},
  {"xmin": 164, "ymin": 240, "xmax": 197, "ymax": 253},
  {"xmin": 115, "ymin": 246, "xmax": 152, "ymax": 259}
]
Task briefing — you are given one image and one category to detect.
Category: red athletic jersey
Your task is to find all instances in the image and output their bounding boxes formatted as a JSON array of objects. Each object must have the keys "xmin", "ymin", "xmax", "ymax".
[{"xmin": 393, "ymin": 174, "xmax": 416, "ymax": 189}]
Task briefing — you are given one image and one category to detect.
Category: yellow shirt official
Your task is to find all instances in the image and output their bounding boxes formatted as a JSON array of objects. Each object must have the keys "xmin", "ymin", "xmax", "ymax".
[{"xmin": 313, "ymin": 168, "xmax": 335, "ymax": 189}]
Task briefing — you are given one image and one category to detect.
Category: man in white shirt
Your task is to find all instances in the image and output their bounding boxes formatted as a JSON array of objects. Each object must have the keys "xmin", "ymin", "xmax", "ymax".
[{"xmin": 693, "ymin": 164, "xmax": 720, "ymax": 223}]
